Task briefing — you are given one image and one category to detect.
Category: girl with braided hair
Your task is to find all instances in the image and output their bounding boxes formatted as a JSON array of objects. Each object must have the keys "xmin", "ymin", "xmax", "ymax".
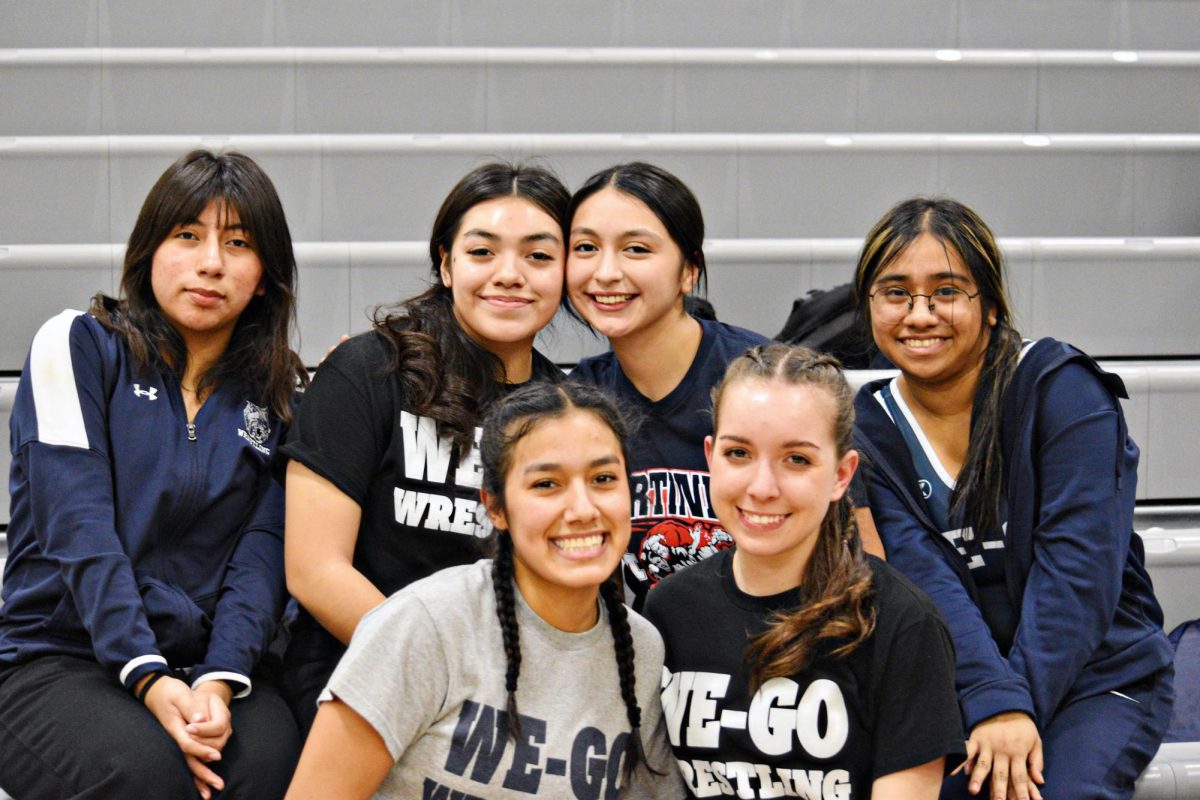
[
  {"xmin": 285, "ymin": 381, "xmax": 686, "ymax": 799},
  {"xmin": 643, "ymin": 343, "xmax": 964, "ymax": 799}
]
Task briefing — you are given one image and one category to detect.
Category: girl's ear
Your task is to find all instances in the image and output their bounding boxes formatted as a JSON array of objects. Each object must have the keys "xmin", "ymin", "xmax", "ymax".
[
  {"xmin": 481, "ymin": 488, "xmax": 507, "ymax": 531},
  {"xmin": 680, "ymin": 261, "xmax": 700, "ymax": 295},
  {"xmin": 439, "ymin": 246, "xmax": 452, "ymax": 288},
  {"xmin": 830, "ymin": 449, "xmax": 860, "ymax": 503},
  {"xmin": 703, "ymin": 434, "xmax": 714, "ymax": 469}
]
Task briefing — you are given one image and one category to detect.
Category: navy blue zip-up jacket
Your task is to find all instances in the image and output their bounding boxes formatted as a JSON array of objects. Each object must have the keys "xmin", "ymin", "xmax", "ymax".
[
  {"xmin": 1, "ymin": 310, "xmax": 289, "ymax": 696},
  {"xmin": 853, "ymin": 338, "xmax": 1173, "ymax": 732}
]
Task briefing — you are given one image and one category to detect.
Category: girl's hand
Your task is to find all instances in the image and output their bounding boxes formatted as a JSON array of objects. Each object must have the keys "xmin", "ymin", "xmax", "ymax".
[
  {"xmin": 140, "ymin": 675, "xmax": 225, "ymax": 798},
  {"xmin": 954, "ymin": 711, "xmax": 1044, "ymax": 800},
  {"xmin": 187, "ymin": 681, "xmax": 234, "ymax": 752}
]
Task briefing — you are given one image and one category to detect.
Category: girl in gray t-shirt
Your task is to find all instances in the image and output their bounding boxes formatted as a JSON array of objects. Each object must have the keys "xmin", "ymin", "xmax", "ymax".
[{"xmin": 285, "ymin": 382, "xmax": 686, "ymax": 799}]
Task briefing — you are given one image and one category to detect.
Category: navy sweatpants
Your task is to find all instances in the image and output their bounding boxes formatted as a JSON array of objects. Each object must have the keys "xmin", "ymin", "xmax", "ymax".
[
  {"xmin": 0, "ymin": 655, "xmax": 300, "ymax": 800},
  {"xmin": 942, "ymin": 667, "xmax": 1174, "ymax": 800}
]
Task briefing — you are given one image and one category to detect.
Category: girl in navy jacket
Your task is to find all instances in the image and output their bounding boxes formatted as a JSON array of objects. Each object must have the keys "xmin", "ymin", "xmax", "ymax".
[
  {"xmin": 0, "ymin": 150, "xmax": 307, "ymax": 800},
  {"xmin": 566, "ymin": 163, "xmax": 769, "ymax": 610},
  {"xmin": 851, "ymin": 198, "xmax": 1174, "ymax": 800}
]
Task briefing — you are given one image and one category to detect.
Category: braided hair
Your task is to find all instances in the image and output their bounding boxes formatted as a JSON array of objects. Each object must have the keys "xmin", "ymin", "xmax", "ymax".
[
  {"xmin": 490, "ymin": 530, "xmax": 523, "ymax": 735},
  {"xmin": 710, "ymin": 343, "xmax": 877, "ymax": 690},
  {"xmin": 479, "ymin": 381, "xmax": 655, "ymax": 783}
]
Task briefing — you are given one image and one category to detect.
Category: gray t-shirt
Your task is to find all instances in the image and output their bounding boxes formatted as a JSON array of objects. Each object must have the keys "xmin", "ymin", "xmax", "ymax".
[{"xmin": 323, "ymin": 559, "xmax": 686, "ymax": 799}]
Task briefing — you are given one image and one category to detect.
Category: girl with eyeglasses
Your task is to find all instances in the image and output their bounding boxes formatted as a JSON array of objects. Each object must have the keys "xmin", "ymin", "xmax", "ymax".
[
  {"xmin": 566, "ymin": 162, "xmax": 769, "ymax": 610},
  {"xmin": 850, "ymin": 198, "xmax": 1174, "ymax": 800},
  {"xmin": 284, "ymin": 382, "xmax": 685, "ymax": 799}
]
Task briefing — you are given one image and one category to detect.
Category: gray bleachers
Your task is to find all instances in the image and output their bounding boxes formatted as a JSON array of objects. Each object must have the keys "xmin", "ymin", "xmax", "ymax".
[
  {"xmin": 2, "ymin": 0, "xmax": 1199, "ymax": 50},
  {"xmin": 3, "ymin": 134, "xmax": 1200, "ymax": 245},
  {"xmin": 1, "ymin": 3, "xmax": 1197, "ymax": 796},
  {"xmin": 3, "ymin": 237, "xmax": 1198, "ymax": 371},
  {"xmin": 4, "ymin": 48, "xmax": 1200, "ymax": 136}
]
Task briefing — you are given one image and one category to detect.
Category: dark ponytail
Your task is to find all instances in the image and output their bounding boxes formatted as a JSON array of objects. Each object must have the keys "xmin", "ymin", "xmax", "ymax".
[{"xmin": 711, "ymin": 344, "xmax": 877, "ymax": 689}]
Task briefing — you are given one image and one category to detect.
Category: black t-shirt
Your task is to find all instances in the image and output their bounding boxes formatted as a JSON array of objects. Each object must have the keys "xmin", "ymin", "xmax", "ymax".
[
  {"xmin": 571, "ymin": 319, "xmax": 768, "ymax": 610},
  {"xmin": 643, "ymin": 550, "xmax": 965, "ymax": 799},
  {"xmin": 280, "ymin": 331, "xmax": 563, "ymax": 624}
]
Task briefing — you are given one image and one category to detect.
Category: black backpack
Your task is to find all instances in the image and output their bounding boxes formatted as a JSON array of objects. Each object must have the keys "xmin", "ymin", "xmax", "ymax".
[{"xmin": 774, "ymin": 283, "xmax": 886, "ymax": 369}]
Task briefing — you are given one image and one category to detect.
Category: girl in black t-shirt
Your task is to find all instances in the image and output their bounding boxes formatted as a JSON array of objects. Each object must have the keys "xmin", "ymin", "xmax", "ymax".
[
  {"xmin": 280, "ymin": 163, "xmax": 570, "ymax": 733},
  {"xmin": 643, "ymin": 343, "xmax": 964, "ymax": 799}
]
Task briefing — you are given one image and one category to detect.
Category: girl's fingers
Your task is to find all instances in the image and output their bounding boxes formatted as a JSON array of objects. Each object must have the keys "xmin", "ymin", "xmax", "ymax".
[
  {"xmin": 968, "ymin": 747, "xmax": 993, "ymax": 795},
  {"xmin": 952, "ymin": 741, "xmax": 977, "ymax": 777},
  {"xmin": 185, "ymin": 718, "xmax": 230, "ymax": 738},
  {"xmin": 1027, "ymin": 740, "xmax": 1045, "ymax": 800},
  {"xmin": 1006, "ymin": 758, "xmax": 1032, "ymax": 800},
  {"xmin": 989, "ymin": 754, "xmax": 1010, "ymax": 800},
  {"xmin": 1029, "ymin": 739, "xmax": 1046, "ymax": 784},
  {"xmin": 185, "ymin": 754, "xmax": 225, "ymax": 794},
  {"xmin": 187, "ymin": 733, "xmax": 229, "ymax": 749}
]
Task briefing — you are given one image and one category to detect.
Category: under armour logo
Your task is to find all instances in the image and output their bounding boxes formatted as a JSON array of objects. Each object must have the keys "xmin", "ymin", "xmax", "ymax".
[{"xmin": 132, "ymin": 384, "xmax": 158, "ymax": 400}]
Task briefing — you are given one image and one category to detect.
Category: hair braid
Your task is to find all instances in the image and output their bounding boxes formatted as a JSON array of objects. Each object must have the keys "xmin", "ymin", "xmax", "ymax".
[
  {"xmin": 491, "ymin": 532, "xmax": 523, "ymax": 738},
  {"xmin": 599, "ymin": 578, "xmax": 661, "ymax": 784}
]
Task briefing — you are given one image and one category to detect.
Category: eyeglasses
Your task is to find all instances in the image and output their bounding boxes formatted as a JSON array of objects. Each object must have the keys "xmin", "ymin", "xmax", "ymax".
[{"xmin": 868, "ymin": 285, "xmax": 981, "ymax": 325}]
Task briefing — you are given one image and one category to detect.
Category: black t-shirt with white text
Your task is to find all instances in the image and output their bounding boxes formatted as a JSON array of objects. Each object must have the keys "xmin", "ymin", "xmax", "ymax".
[
  {"xmin": 280, "ymin": 331, "xmax": 562, "ymax": 632},
  {"xmin": 643, "ymin": 550, "xmax": 964, "ymax": 799}
]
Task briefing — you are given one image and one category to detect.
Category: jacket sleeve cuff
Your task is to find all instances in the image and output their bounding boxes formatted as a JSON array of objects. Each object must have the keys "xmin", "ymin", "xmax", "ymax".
[
  {"xmin": 119, "ymin": 655, "xmax": 169, "ymax": 691},
  {"xmin": 192, "ymin": 670, "xmax": 252, "ymax": 700},
  {"xmin": 960, "ymin": 681, "xmax": 1038, "ymax": 731}
]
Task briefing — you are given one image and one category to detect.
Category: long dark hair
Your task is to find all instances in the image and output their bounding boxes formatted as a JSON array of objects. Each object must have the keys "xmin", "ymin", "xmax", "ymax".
[
  {"xmin": 89, "ymin": 149, "xmax": 306, "ymax": 420},
  {"xmin": 853, "ymin": 197, "xmax": 1022, "ymax": 541},
  {"xmin": 711, "ymin": 343, "xmax": 876, "ymax": 689},
  {"xmin": 568, "ymin": 161, "xmax": 708, "ymax": 298},
  {"xmin": 479, "ymin": 382, "xmax": 653, "ymax": 784},
  {"xmin": 373, "ymin": 162, "xmax": 570, "ymax": 451}
]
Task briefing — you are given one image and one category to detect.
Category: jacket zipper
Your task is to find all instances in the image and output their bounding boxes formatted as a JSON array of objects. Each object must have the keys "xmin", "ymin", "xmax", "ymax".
[{"xmin": 186, "ymin": 422, "xmax": 197, "ymax": 442}]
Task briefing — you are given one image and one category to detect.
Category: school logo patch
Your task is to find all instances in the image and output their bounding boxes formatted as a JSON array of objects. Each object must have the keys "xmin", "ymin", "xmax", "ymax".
[
  {"xmin": 238, "ymin": 401, "xmax": 272, "ymax": 454},
  {"xmin": 637, "ymin": 518, "xmax": 733, "ymax": 585}
]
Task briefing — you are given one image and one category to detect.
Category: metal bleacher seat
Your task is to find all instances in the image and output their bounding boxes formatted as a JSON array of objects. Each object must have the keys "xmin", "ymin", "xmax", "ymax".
[{"xmin": 1, "ymin": 1, "xmax": 1198, "ymax": 798}]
